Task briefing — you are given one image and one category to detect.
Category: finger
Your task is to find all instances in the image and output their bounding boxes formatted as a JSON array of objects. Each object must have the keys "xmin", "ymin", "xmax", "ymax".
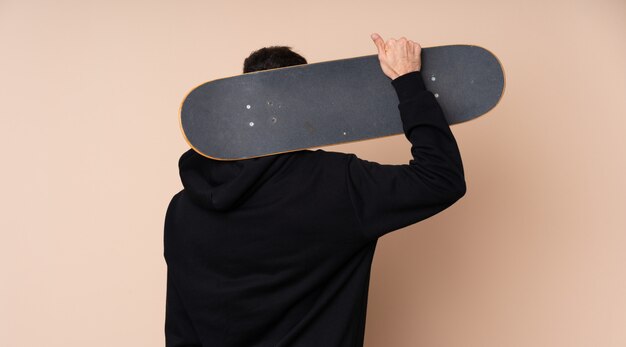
[
  {"xmin": 413, "ymin": 41, "xmax": 421, "ymax": 53},
  {"xmin": 398, "ymin": 37, "xmax": 408, "ymax": 50},
  {"xmin": 370, "ymin": 33, "xmax": 386, "ymax": 56}
]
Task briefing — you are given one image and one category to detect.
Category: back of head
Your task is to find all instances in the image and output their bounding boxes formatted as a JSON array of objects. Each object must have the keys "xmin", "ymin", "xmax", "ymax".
[{"xmin": 243, "ymin": 46, "xmax": 307, "ymax": 73}]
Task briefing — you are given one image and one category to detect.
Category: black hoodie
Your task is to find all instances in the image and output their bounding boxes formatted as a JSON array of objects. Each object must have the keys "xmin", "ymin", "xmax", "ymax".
[{"xmin": 164, "ymin": 71, "xmax": 466, "ymax": 346}]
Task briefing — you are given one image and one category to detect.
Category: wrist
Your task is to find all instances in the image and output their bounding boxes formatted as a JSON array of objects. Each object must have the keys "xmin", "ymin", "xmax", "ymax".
[{"xmin": 392, "ymin": 69, "xmax": 421, "ymax": 81}]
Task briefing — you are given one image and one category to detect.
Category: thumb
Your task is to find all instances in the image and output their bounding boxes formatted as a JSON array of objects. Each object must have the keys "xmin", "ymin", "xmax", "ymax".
[{"xmin": 370, "ymin": 33, "xmax": 386, "ymax": 55}]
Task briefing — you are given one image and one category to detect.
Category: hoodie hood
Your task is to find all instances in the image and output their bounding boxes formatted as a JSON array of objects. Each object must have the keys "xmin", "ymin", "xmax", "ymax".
[{"xmin": 178, "ymin": 148, "xmax": 282, "ymax": 211}]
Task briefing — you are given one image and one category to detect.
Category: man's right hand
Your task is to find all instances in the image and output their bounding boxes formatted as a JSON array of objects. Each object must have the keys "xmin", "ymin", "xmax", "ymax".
[{"xmin": 371, "ymin": 33, "xmax": 422, "ymax": 80}]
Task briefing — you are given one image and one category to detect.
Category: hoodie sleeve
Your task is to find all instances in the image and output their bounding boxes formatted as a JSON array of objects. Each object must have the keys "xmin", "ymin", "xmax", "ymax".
[{"xmin": 345, "ymin": 70, "xmax": 466, "ymax": 241}]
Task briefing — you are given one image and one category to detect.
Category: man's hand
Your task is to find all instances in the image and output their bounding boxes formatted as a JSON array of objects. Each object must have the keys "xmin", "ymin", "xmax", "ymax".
[{"xmin": 371, "ymin": 33, "xmax": 422, "ymax": 80}]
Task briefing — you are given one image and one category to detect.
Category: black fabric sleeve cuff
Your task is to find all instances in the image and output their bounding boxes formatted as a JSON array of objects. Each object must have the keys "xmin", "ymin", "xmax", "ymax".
[{"xmin": 390, "ymin": 70, "xmax": 427, "ymax": 103}]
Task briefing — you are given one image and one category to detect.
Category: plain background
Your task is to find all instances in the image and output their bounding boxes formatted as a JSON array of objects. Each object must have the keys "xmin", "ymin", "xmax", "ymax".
[{"xmin": 1, "ymin": 0, "xmax": 625, "ymax": 346}]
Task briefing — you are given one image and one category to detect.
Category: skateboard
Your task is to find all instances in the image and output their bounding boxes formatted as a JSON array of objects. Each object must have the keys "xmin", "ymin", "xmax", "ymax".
[{"xmin": 180, "ymin": 44, "xmax": 505, "ymax": 160}]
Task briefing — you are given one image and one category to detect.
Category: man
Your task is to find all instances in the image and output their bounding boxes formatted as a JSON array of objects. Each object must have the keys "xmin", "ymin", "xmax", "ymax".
[{"xmin": 164, "ymin": 33, "xmax": 466, "ymax": 346}]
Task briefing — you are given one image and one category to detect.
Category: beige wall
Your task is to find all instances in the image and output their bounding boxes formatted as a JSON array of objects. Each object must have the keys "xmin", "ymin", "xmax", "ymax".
[{"xmin": 1, "ymin": 0, "xmax": 625, "ymax": 346}]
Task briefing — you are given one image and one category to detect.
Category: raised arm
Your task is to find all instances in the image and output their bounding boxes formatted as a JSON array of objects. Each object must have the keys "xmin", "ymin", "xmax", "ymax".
[{"xmin": 345, "ymin": 34, "xmax": 466, "ymax": 240}]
